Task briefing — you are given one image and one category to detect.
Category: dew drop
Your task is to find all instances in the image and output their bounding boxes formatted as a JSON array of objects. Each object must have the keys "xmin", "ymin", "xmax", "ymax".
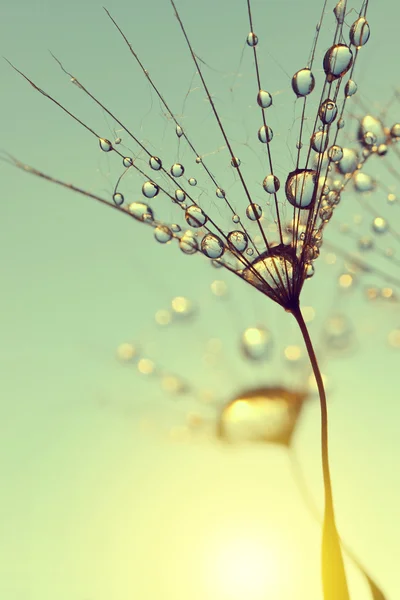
[
  {"xmin": 201, "ymin": 233, "xmax": 225, "ymax": 259},
  {"xmin": 170, "ymin": 163, "xmax": 185, "ymax": 178},
  {"xmin": 216, "ymin": 187, "xmax": 226, "ymax": 198},
  {"xmin": 377, "ymin": 143, "xmax": 388, "ymax": 156},
  {"xmin": 358, "ymin": 236, "xmax": 374, "ymax": 251},
  {"xmin": 175, "ymin": 124, "xmax": 183, "ymax": 137},
  {"xmin": 154, "ymin": 225, "xmax": 173, "ymax": 243},
  {"xmin": 334, "ymin": 0, "xmax": 346, "ymax": 24},
  {"xmin": 358, "ymin": 115, "xmax": 387, "ymax": 147},
  {"xmin": 188, "ymin": 177, "xmax": 197, "ymax": 186},
  {"xmin": 171, "ymin": 223, "xmax": 181, "ymax": 232},
  {"xmin": 113, "ymin": 192, "xmax": 124, "ymax": 206},
  {"xmin": 257, "ymin": 90, "xmax": 273, "ymax": 109},
  {"xmin": 149, "ymin": 156, "xmax": 162, "ymax": 171},
  {"xmin": 231, "ymin": 157, "xmax": 241, "ymax": 168},
  {"xmin": 390, "ymin": 123, "xmax": 400, "ymax": 140},
  {"xmin": 185, "ymin": 205, "xmax": 207, "ymax": 228},
  {"xmin": 319, "ymin": 99, "xmax": 338, "ymax": 124},
  {"xmin": 337, "ymin": 148, "xmax": 359, "ymax": 174},
  {"xmin": 363, "ymin": 131, "xmax": 377, "ymax": 147},
  {"xmin": 258, "ymin": 125, "xmax": 273, "ymax": 143},
  {"xmin": 99, "ymin": 138, "xmax": 113, "ymax": 152},
  {"xmin": 263, "ymin": 174, "xmax": 280, "ymax": 194},
  {"xmin": 372, "ymin": 217, "xmax": 388, "ymax": 234},
  {"xmin": 227, "ymin": 230, "xmax": 248, "ymax": 253},
  {"xmin": 232, "ymin": 214, "xmax": 240, "ymax": 224},
  {"xmin": 328, "ymin": 145, "xmax": 343, "ymax": 162},
  {"xmin": 285, "ymin": 169, "xmax": 317, "ymax": 209},
  {"xmin": 175, "ymin": 189, "xmax": 186, "ymax": 202},
  {"xmin": 142, "ymin": 181, "xmax": 160, "ymax": 198},
  {"xmin": 195, "ymin": 156, "xmax": 202, "ymax": 164},
  {"xmin": 246, "ymin": 203, "xmax": 262, "ymax": 221},
  {"xmin": 123, "ymin": 157, "xmax": 133, "ymax": 168},
  {"xmin": 241, "ymin": 326, "xmax": 272, "ymax": 361},
  {"xmin": 349, "ymin": 17, "xmax": 370, "ymax": 47},
  {"xmin": 319, "ymin": 205, "xmax": 333, "ymax": 222},
  {"xmin": 344, "ymin": 79, "xmax": 358, "ymax": 97},
  {"xmin": 311, "ymin": 131, "xmax": 329, "ymax": 153},
  {"xmin": 128, "ymin": 202, "xmax": 154, "ymax": 221},
  {"xmin": 291, "ymin": 67, "xmax": 315, "ymax": 97},
  {"xmin": 246, "ymin": 32, "xmax": 258, "ymax": 46},
  {"xmin": 323, "ymin": 44, "xmax": 353, "ymax": 80},
  {"xmin": 354, "ymin": 172, "xmax": 376, "ymax": 192},
  {"xmin": 218, "ymin": 387, "xmax": 305, "ymax": 445},
  {"xmin": 179, "ymin": 230, "xmax": 198, "ymax": 254}
]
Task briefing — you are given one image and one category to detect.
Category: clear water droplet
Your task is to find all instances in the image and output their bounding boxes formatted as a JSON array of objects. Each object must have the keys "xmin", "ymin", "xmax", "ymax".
[
  {"xmin": 354, "ymin": 172, "xmax": 376, "ymax": 192},
  {"xmin": 188, "ymin": 177, "xmax": 197, "ymax": 186},
  {"xmin": 311, "ymin": 131, "xmax": 329, "ymax": 153},
  {"xmin": 170, "ymin": 163, "xmax": 185, "ymax": 178},
  {"xmin": 113, "ymin": 192, "xmax": 124, "ymax": 206},
  {"xmin": 216, "ymin": 187, "xmax": 226, "ymax": 198},
  {"xmin": 390, "ymin": 123, "xmax": 400, "ymax": 140},
  {"xmin": 337, "ymin": 148, "xmax": 359, "ymax": 174},
  {"xmin": 246, "ymin": 32, "xmax": 258, "ymax": 46},
  {"xmin": 344, "ymin": 79, "xmax": 358, "ymax": 97},
  {"xmin": 232, "ymin": 214, "xmax": 240, "ymax": 224},
  {"xmin": 201, "ymin": 233, "xmax": 225, "ymax": 259},
  {"xmin": 372, "ymin": 217, "xmax": 388, "ymax": 234},
  {"xmin": 123, "ymin": 157, "xmax": 133, "ymax": 168},
  {"xmin": 171, "ymin": 223, "xmax": 181, "ymax": 232},
  {"xmin": 258, "ymin": 125, "xmax": 273, "ymax": 143},
  {"xmin": 176, "ymin": 124, "xmax": 183, "ymax": 137},
  {"xmin": 99, "ymin": 138, "xmax": 112, "ymax": 152},
  {"xmin": 154, "ymin": 225, "xmax": 173, "ymax": 243},
  {"xmin": 175, "ymin": 189, "xmax": 186, "ymax": 202},
  {"xmin": 328, "ymin": 145, "xmax": 343, "ymax": 162},
  {"xmin": 246, "ymin": 203, "xmax": 262, "ymax": 220},
  {"xmin": 323, "ymin": 44, "xmax": 353, "ymax": 80},
  {"xmin": 227, "ymin": 230, "xmax": 248, "ymax": 253},
  {"xmin": 285, "ymin": 169, "xmax": 317, "ymax": 209},
  {"xmin": 241, "ymin": 326, "xmax": 272, "ymax": 361},
  {"xmin": 142, "ymin": 181, "xmax": 160, "ymax": 198},
  {"xmin": 291, "ymin": 68, "xmax": 315, "ymax": 97},
  {"xmin": 358, "ymin": 115, "xmax": 387, "ymax": 147},
  {"xmin": 257, "ymin": 90, "xmax": 272, "ymax": 109},
  {"xmin": 334, "ymin": 0, "xmax": 346, "ymax": 24},
  {"xmin": 195, "ymin": 156, "xmax": 202, "ymax": 164},
  {"xmin": 149, "ymin": 156, "xmax": 162, "ymax": 171},
  {"xmin": 263, "ymin": 174, "xmax": 280, "ymax": 194},
  {"xmin": 319, "ymin": 99, "xmax": 337, "ymax": 124},
  {"xmin": 349, "ymin": 17, "xmax": 370, "ymax": 47},
  {"xmin": 363, "ymin": 131, "xmax": 377, "ymax": 146},
  {"xmin": 179, "ymin": 230, "xmax": 198, "ymax": 254},
  {"xmin": 231, "ymin": 157, "xmax": 241, "ymax": 168},
  {"xmin": 128, "ymin": 202, "xmax": 154, "ymax": 221},
  {"xmin": 185, "ymin": 205, "xmax": 207, "ymax": 228}
]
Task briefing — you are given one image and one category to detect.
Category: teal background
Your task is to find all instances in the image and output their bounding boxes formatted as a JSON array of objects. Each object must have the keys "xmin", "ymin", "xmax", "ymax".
[{"xmin": 1, "ymin": 0, "xmax": 399, "ymax": 598}]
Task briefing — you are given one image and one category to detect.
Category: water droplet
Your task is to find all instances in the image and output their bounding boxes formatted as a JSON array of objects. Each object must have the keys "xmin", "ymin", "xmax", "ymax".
[
  {"xmin": 344, "ymin": 79, "xmax": 357, "ymax": 97},
  {"xmin": 227, "ymin": 230, "xmax": 248, "ymax": 253},
  {"xmin": 123, "ymin": 157, "xmax": 133, "ymax": 168},
  {"xmin": 246, "ymin": 203, "xmax": 262, "ymax": 220},
  {"xmin": 285, "ymin": 169, "xmax": 317, "ymax": 209},
  {"xmin": 319, "ymin": 99, "xmax": 338, "ymax": 124},
  {"xmin": 188, "ymin": 177, "xmax": 197, "ymax": 186},
  {"xmin": 170, "ymin": 163, "xmax": 185, "ymax": 177},
  {"xmin": 113, "ymin": 192, "xmax": 124, "ymax": 206},
  {"xmin": 358, "ymin": 115, "xmax": 387, "ymax": 147},
  {"xmin": 179, "ymin": 230, "xmax": 198, "ymax": 254},
  {"xmin": 311, "ymin": 131, "xmax": 329, "ymax": 153},
  {"xmin": 337, "ymin": 148, "xmax": 358, "ymax": 174},
  {"xmin": 358, "ymin": 236, "xmax": 374, "ymax": 251},
  {"xmin": 241, "ymin": 326, "xmax": 272, "ymax": 361},
  {"xmin": 334, "ymin": 0, "xmax": 346, "ymax": 24},
  {"xmin": 349, "ymin": 17, "xmax": 370, "ymax": 47},
  {"xmin": 114, "ymin": 137, "xmax": 122, "ymax": 145},
  {"xmin": 323, "ymin": 44, "xmax": 353, "ymax": 80},
  {"xmin": 372, "ymin": 216, "xmax": 388, "ymax": 234},
  {"xmin": 175, "ymin": 189, "xmax": 186, "ymax": 202},
  {"xmin": 142, "ymin": 181, "xmax": 160, "ymax": 198},
  {"xmin": 176, "ymin": 124, "xmax": 183, "ymax": 137},
  {"xmin": 231, "ymin": 157, "xmax": 241, "ymax": 168},
  {"xmin": 99, "ymin": 138, "xmax": 112, "ymax": 152},
  {"xmin": 291, "ymin": 67, "xmax": 315, "ymax": 97},
  {"xmin": 171, "ymin": 223, "xmax": 181, "ymax": 232},
  {"xmin": 201, "ymin": 233, "xmax": 225, "ymax": 259},
  {"xmin": 257, "ymin": 125, "xmax": 273, "ymax": 143},
  {"xmin": 195, "ymin": 156, "xmax": 202, "ymax": 164},
  {"xmin": 218, "ymin": 387, "xmax": 305, "ymax": 445},
  {"xmin": 377, "ymin": 143, "xmax": 388, "ymax": 156},
  {"xmin": 263, "ymin": 174, "xmax": 280, "ymax": 193},
  {"xmin": 257, "ymin": 90, "xmax": 272, "ymax": 108},
  {"xmin": 128, "ymin": 202, "xmax": 154, "ymax": 221},
  {"xmin": 185, "ymin": 205, "xmax": 207, "ymax": 228},
  {"xmin": 319, "ymin": 205, "xmax": 333, "ymax": 222},
  {"xmin": 390, "ymin": 123, "xmax": 400, "ymax": 140},
  {"xmin": 232, "ymin": 214, "xmax": 240, "ymax": 224},
  {"xmin": 328, "ymin": 145, "xmax": 343, "ymax": 162},
  {"xmin": 242, "ymin": 244, "xmax": 296, "ymax": 300},
  {"xmin": 246, "ymin": 32, "xmax": 258, "ymax": 46},
  {"xmin": 149, "ymin": 156, "xmax": 162, "ymax": 170},
  {"xmin": 354, "ymin": 172, "xmax": 376, "ymax": 192},
  {"xmin": 216, "ymin": 187, "xmax": 226, "ymax": 198},
  {"xmin": 363, "ymin": 131, "xmax": 377, "ymax": 146},
  {"xmin": 154, "ymin": 225, "xmax": 173, "ymax": 243}
]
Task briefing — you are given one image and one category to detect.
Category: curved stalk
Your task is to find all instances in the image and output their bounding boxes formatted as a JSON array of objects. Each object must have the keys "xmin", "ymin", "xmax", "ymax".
[{"xmin": 292, "ymin": 306, "xmax": 350, "ymax": 600}]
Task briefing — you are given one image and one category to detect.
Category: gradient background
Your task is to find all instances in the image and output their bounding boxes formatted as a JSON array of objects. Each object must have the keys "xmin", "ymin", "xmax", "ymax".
[{"xmin": 1, "ymin": 0, "xmax": 399, "ymax": 598}]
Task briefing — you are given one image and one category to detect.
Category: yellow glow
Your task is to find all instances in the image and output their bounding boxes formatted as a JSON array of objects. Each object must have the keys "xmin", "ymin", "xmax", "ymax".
[
  {"xmin": 116, "ymin": 342, "xmax": 136, "ymax": 361},
  {"xmin": 155, "ymin": 309, "xmax": 171, "ymax": 325},
  {"xmin": 284, "ymin": 344, "xmax": 302, "ymax": 361},
  {"xmin": 338, "ymin": 273, "xmax": 353, "ymax": 288},
  {"xmin": 137, "ymin": 358, "xmax": 154, "ymax": 375}
]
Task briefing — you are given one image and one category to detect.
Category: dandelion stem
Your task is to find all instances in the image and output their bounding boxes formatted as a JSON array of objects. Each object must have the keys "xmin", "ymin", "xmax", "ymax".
[{"xmin": 292, "ymin": 306, "xmax": 350, "ymax": 600}]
